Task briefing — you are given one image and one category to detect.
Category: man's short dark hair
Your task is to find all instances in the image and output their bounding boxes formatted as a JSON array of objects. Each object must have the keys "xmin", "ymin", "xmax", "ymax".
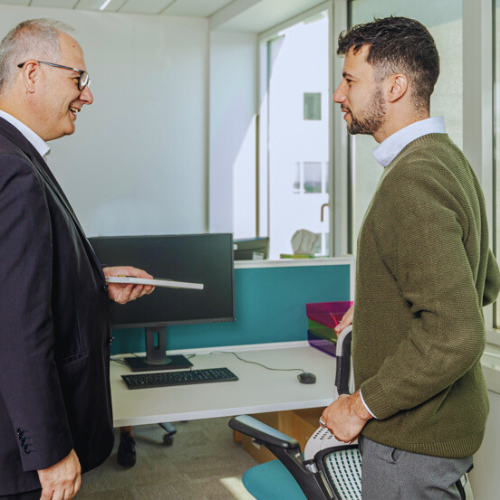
[{"xmin": 337, "ymin": 16, "xmax": 439, "ymax": 111}]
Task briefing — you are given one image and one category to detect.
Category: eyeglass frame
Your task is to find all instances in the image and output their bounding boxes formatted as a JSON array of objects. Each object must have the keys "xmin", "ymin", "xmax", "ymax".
[{"xmin": 17, "ymin": 60, "xmax": 91, "ymax": 91}]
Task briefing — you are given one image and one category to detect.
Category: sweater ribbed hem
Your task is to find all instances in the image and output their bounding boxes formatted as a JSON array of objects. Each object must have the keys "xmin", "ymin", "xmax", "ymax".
[{"xmin": 361, "ymin": 429, "xmax": 485, "ymax": 459}]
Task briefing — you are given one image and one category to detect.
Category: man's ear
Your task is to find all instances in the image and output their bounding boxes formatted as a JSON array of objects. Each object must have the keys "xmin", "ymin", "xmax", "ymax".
[
  {"xmin": 20, "ymin": 60, "xmax": 40, "ymax": 94},
  {"xmin": 386, "ymin": 73, "xmax": 408, "ymax": 103}
]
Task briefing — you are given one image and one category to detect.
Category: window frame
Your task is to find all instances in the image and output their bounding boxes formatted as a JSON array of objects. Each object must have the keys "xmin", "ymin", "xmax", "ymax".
[
  {"xmin": 490, "ymin": 0, "xmax": 500, "ymax": 345},
  {"xmin": 463, "ymin": 0, "xmax": 500, "ymax": 344}
]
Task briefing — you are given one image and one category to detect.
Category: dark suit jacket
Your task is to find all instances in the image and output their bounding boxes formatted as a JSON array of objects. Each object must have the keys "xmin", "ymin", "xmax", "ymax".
[{"xmin": 0, "ymin": 118, "xmax": 114, "ymax": 495}]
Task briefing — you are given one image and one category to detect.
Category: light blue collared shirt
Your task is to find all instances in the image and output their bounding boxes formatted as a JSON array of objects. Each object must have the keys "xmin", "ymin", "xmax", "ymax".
[
  {"xmin": 373, "ymin": 116, "xmax": 446, "ymax": 167},
  {"xmin": 0, "ymin": 109, "xmax": 50, "ymax": 159},
  {"xmin": 359, "ymin": 116, "xmax": 446, "ymax": 420}
]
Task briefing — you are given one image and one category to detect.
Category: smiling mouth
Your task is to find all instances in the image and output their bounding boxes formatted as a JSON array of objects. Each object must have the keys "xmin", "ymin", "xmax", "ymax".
[{"xmin": 69, "ymin": 107, "xmax": 80, "ymax": 117}]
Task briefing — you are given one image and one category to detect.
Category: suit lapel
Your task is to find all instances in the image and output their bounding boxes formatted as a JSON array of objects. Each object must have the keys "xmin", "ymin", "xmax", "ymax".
[{"xmin": 0, "ymin": 118, "xmax": 105, "ymax": 280}]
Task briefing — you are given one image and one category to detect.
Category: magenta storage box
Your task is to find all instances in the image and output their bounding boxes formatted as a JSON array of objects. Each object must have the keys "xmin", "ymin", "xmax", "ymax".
[{"xmin": 306, "ymin": 301, "xmax": 353, "ymax": 357}]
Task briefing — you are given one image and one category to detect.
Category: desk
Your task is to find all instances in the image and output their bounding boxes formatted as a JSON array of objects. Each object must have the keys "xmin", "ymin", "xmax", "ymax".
[{"xmin": 111, "ymin": 344, "xmax": 337, "ymax": 427}]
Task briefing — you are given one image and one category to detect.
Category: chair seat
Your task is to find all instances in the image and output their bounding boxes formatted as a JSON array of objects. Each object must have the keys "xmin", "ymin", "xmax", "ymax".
[{"xmin": 243, "ymin": 459, "xmax": 307, "ymax": 500}]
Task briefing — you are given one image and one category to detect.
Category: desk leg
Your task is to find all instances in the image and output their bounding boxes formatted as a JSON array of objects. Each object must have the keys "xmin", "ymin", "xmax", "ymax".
[
  {"xmin": 158, "ymin": 422, "xmax": 177, "ymax": 446},
  {"xmin": 278, "ymin": 411, "xmax": 293, "ymax": 437},
  {"xmin": 233, "ymin": 430, "xmax": 243, "ymax": 443}
]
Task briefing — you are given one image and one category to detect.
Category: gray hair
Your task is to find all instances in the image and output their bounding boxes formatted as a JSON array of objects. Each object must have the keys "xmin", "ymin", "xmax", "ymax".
[{"xmin": 0, "ymin": 18, "xmax": 75, "ymax": 94}]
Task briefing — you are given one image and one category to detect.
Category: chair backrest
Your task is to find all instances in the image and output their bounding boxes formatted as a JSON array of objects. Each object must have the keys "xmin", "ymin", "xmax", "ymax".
[
  {"xmin": 306, "ymin": 325, "xmax": 362, "ymax": 499},
  {"xmin": 316, "ymin": 445, "xmax": 362, "ymax": 500}
]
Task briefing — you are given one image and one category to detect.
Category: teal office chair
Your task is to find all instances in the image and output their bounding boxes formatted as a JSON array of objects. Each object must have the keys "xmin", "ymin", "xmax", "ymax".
[
  {"xmin": 229, "ymin": 326, "xmax": 472, "ymax": 500},
  {"xmin": 229, "ymin": 326, "xmax": 361, "ymax": 500}
]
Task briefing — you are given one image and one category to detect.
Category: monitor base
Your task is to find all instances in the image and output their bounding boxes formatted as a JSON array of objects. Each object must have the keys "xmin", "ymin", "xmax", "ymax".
[{"xmin": 124, "ymin": 355, "xmax": 193, "ymax": 372}]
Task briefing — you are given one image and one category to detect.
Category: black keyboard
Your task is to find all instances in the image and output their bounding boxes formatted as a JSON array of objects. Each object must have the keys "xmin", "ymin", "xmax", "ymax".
[{"xmin": 122, "ymin": 367, "xmax": 238, "ymax": 390}]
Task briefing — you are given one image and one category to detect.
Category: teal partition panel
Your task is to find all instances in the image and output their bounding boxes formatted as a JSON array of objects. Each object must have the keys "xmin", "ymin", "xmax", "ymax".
[{"xmin": 111, "ymin": 262, "xmax": 351, "ymax": 355}]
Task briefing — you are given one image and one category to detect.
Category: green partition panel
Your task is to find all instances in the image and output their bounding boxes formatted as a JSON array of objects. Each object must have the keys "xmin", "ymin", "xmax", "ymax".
[{"xmin": 111, "ymin": 262, "xmax": 351, "ymax": 355}]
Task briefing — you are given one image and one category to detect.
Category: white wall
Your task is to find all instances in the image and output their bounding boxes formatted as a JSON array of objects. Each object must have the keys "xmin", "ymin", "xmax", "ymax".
[
  {"xmin": 469, "ymin": 390, "xmax": 500, "ymax": 499},
  {"xmin": 0, "ymin": 5, "xmax": 208, "ymax": 237},
  {"xmin": 209, "ymin": 31, "xmax": 257, "ymax": 237}
]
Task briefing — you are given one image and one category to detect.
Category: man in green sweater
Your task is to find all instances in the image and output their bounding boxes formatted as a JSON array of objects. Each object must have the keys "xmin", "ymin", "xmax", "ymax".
[{"xmin": 321, "ymin": 16, "xmax": 500, "ymax": 498}]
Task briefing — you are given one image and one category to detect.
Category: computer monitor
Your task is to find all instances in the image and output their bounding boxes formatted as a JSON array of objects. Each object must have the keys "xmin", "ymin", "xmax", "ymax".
[
  {"xmin": 233, "ymin": 237, "xmax": 269, "ymax": 261},
  {"xmin": 89, "ymin": 233, "xmax": 234, "ymax": 371}
]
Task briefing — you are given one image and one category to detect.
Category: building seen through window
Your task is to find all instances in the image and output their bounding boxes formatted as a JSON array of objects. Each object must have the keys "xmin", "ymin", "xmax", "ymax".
[{"xmin": 257, "ymin": 11, "xmax": 330, "ymax": 259}]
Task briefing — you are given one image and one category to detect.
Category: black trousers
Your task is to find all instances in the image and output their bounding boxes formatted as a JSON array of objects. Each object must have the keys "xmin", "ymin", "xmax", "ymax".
[{"xmin": 0, "ymin": 490, "xmax": 41, "ymax": 500}]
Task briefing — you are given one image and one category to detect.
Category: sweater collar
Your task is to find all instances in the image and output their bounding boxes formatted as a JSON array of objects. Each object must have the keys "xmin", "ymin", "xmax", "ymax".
[{"xmin": 373, "ymin": 116, "xmax": 446, "ymax": 167}]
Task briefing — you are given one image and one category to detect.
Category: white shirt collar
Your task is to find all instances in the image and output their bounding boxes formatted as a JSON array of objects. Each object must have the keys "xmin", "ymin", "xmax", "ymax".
[
  {"xmin": 373, "ymin": 116, "xmax": 446, "ymax": 167},
  {"xmin": 0, "ymin": 109, "xmax": 51, "ymax": 159}
]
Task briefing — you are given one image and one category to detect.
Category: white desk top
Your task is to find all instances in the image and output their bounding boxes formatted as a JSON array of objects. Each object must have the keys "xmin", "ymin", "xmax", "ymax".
[{"xmin": 110, "ymin": 344, "xmax": 337, "ymax": 427}]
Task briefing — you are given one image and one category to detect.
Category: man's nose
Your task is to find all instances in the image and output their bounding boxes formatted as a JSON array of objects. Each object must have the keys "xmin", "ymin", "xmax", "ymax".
[
  {"xmin": 81, "ymin": 85, "xmax": 93, "ymax": 105},
  {"xmin": 333, "ymin": 81, "xmax": 347, "ymax": 104}
]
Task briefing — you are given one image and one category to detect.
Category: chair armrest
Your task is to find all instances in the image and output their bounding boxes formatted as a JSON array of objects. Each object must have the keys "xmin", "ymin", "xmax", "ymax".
[
  {"xmin": 229, "ymin": 415, "xmax": 300, "ymax": 450},
  {"xmin": 229, "ymin": 415, "xmax": 335, "ymax": 499},
  {"xmin": 335, "ymin": 325, "xmax": 352, "ymax": 395},
  {"xmin": 335, "ymin": 325, "xmax": 352, "ymax": 356}
]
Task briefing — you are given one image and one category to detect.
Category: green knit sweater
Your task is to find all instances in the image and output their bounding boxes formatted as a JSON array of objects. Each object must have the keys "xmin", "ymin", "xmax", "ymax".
[{"xmin": 354, "ymin": 133, "xmax": 500, "ymax": 458}]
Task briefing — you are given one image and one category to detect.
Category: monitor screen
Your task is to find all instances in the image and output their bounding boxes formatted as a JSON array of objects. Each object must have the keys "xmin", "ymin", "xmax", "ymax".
[{"xmin": 89, "ymin": 233, "xmax": 235, "ymax": 328}]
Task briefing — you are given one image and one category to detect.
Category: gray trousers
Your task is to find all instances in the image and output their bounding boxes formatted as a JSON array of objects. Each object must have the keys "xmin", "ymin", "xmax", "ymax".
[{"xmin": 359, "ymin": 436, "xmax": 472, "ymax": 499}]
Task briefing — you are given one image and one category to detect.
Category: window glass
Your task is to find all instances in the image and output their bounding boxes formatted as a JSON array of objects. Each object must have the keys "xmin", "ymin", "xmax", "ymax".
[
  {"xmin": 349, "ymin": 0, "xmax": 463, "ymax": 247},
  {"xmin": 304, "ymin": 93, "xmax": 322, "ymax": 120},
  {"xmin": 495, "ymin": 1, "xmax": 500, "ymax": 327},
  {"xmin": 304, "ymin": 161, "xmax": 322, "ymax": 193},
  {"xmin": 260, "ymin": 11, "xmax": 330, "ymax": 259}
]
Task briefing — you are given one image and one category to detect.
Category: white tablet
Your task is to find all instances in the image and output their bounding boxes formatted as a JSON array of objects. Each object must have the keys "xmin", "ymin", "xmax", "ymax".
[{"xmin": 106, "ymin": 276, "xmax": 204, "ymax": 290}]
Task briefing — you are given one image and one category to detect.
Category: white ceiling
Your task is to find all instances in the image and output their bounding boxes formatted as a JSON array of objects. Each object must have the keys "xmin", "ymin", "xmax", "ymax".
[{"xmin": 0, "ymin": 0, "xmax": 326, "ymax": 33}]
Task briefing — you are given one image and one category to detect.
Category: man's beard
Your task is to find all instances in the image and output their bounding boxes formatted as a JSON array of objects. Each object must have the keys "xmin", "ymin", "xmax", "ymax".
[{"xmin": 347, "ymin": 88, "xmax": 386, "ymax": 136}]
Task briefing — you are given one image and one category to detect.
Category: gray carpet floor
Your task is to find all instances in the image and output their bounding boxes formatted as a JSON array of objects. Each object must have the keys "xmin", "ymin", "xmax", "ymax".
[{"xmin": 77, "ymin": 418, "xmax": 258, "ymax": 499}]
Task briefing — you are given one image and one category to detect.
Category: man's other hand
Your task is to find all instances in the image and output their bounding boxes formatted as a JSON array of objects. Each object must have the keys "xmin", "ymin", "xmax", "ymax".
[
  {"xmin": 334, "ymin": 305, "xmax": 353, "ymax": 337},
  {"xmin": 321, "ymin": 390, "xmax": 372, "ymax": 443},
  {"xmin": 38, "ymin": 449, "xmax": 81, "ymax": 500},
  {"xmin": 103, "ymin": 266, "xmax": 155, "ymax": 304}
]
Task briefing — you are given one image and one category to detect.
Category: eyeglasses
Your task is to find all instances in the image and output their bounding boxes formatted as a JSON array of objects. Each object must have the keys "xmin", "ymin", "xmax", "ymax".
[{"xmin": 17, "ymin": 60, "xmax": 91, "ymax": 91}]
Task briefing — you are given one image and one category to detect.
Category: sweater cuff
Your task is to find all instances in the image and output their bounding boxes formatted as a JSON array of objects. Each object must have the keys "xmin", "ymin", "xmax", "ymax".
[
  {"xmin": 360, "ymin": 376, "xmax": 399, "ymax": 420},
  {"xmin": 359, "ymin": 390, "xmax": 377, "ymax": 419}
]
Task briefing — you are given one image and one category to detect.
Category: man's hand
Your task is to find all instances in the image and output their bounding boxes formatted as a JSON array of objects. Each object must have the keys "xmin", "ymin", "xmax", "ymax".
[
  {"xmin": 321, "ymin": 390, "xmax": 372, "ymax": 443},
  {"xmin": 334, "ymin": 305, "xmax": 353, "ymax": 336},
  {"xmin": 103, "ymin": 266, "xmax": 155, "ymax": 304},
  {"xmin": 38, "ymin": 449, "xmax": 81, "ymax": 500}
]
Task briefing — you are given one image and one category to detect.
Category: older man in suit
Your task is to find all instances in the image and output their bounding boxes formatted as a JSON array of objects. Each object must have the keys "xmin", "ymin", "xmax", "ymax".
[{"xmin": 0, "ymin": 19, "xmax": 154, "ymax": 499}]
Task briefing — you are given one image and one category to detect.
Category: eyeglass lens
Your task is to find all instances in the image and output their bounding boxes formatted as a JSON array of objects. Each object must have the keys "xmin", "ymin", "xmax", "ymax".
[{"xmin": 79, "ymin": 72, "xmax": 90, "ymax": 91}]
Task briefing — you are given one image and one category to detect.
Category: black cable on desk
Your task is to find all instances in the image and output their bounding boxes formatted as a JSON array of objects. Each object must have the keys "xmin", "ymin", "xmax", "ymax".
[{"xmin": 190, "ymin": 351, "xmax": 306, "ymax": 374}]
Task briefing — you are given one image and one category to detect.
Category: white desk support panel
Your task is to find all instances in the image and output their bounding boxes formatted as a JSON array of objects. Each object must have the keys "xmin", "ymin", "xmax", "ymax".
[{"xmin": 110, "ymin": 345, "xmax": 337, "ymax": 428}]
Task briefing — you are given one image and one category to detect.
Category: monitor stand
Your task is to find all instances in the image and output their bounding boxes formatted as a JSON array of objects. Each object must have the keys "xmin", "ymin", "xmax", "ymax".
[{"xmin": 124, "ymin": 326, "xmax": 193, "ymax": 372}]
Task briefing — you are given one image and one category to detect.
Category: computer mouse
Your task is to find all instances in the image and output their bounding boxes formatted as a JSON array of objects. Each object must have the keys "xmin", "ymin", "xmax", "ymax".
[{"xmin": 298, "ymin": 372, "xmax": 316, "ymax": 384}]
